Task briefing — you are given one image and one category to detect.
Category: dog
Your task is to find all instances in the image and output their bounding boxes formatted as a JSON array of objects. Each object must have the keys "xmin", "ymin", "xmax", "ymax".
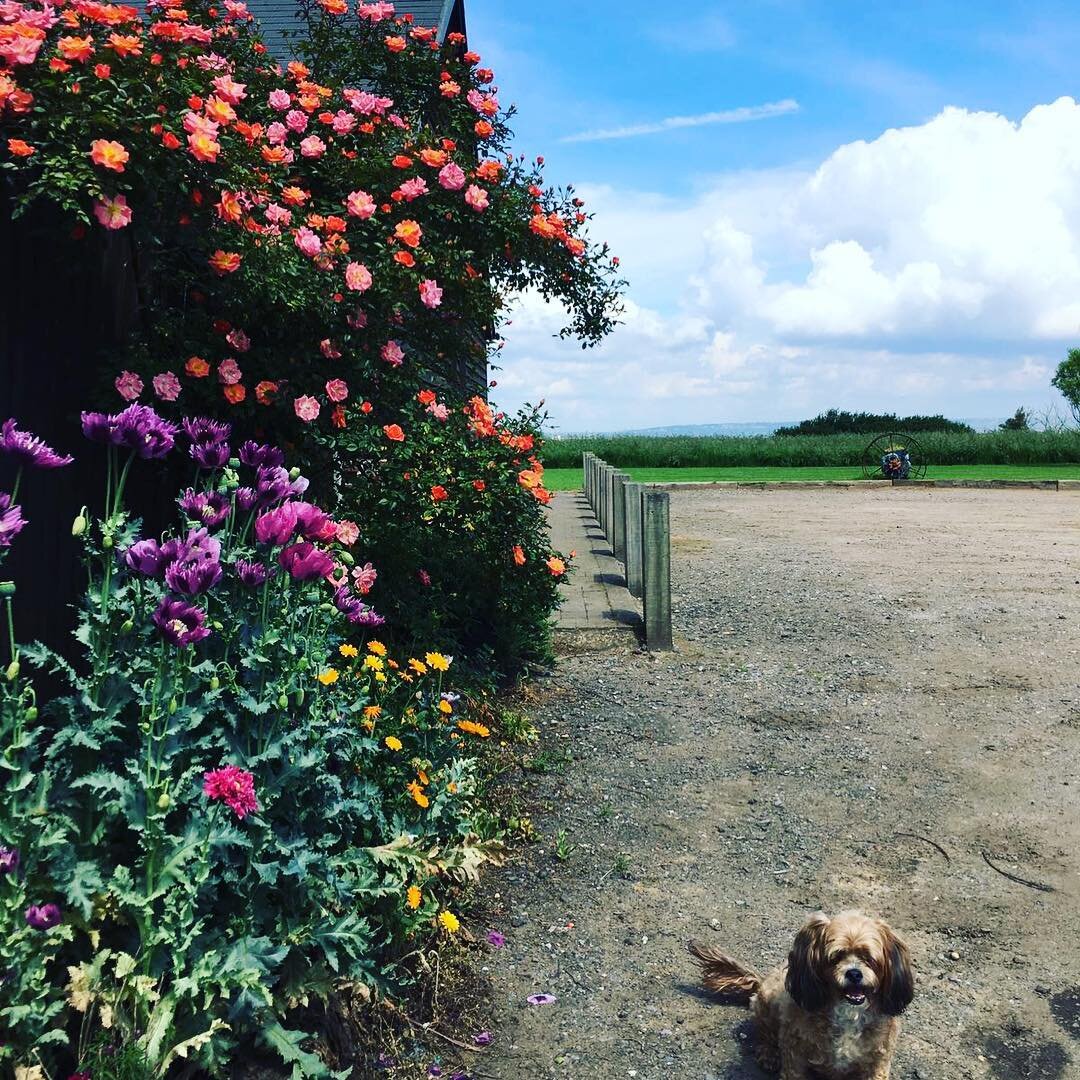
[{"xmin": 688, "ymin": 910, "xmax": 914, "ymax": 1079}]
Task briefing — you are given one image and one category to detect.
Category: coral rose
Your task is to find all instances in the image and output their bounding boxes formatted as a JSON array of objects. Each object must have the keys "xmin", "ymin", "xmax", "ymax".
[{"xmin": 89, "ymin": 138, "xmax": 129, "ymax": 172}]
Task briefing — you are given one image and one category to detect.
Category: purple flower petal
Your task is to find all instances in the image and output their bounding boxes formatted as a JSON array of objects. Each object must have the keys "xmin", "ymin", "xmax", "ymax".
[
  {"xmin": 485, "ymin": 930, "xmax": 506, "ymax": 948},
  {"xmin": 472, "ymin": 1031, "xmax": 493, "ymax": 1047},
  {"xmin": 526, "ymin": 993, "xmax": 556, "ymax": 1006}
]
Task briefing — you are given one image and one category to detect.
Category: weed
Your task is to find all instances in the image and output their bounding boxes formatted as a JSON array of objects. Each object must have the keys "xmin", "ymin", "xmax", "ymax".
[{"xmin": 553, "ymin": 828, "xmax": 576, "ymax": 861}]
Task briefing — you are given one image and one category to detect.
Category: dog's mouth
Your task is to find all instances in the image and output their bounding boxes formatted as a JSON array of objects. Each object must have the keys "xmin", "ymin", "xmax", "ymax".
[{"xmin": 843, "ymin": 989, "xmax": 868, "ymax": 1006}]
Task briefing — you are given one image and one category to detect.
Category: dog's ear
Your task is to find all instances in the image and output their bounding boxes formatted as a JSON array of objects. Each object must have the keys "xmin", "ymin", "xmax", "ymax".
[
  {"xmin": 785, "ymin": 912, "xmax": 831, "ymax": 1012},
  {"xmin": 877, "ymin": 922, "xmax": 915, "ymax": 1016}
]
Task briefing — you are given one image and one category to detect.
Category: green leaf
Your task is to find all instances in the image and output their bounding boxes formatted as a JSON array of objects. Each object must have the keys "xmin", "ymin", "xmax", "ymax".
[{"xmin": 259, "ymin": 1019, "xmax": 331, "ymax": 1080}]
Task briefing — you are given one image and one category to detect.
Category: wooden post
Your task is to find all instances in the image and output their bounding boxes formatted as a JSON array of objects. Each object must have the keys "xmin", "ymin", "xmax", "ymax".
[
  {"xmin": 612, "ymin": 472, "xmax": 629, "ymax": 564},
  {"xmin": 642, "ymin": 490, "xmax": 673, "ymax": 651},
  {"xmin": 624, "ymin": 481, "xmax": 644, "ymax": 598}
]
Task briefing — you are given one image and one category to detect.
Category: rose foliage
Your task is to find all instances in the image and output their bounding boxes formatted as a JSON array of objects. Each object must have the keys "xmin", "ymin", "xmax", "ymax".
[
  {"xmin": 0, "ymin": 0, "xmax": 625, "ymax": 676},
  {"xmin": 1, "ymin": 412, "xmax": 506, "ymax": 1075}
]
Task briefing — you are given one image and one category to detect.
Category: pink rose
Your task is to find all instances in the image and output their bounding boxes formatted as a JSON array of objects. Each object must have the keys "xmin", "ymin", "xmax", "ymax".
[
  {"xmin": 320, "ymin": 339, "xmax": 341, "ymax": 359},
  {"xmin": 345, "ymin": 261, "xmax": 372, "ymax": 292},
  {"xmin": 152, "ymin": 371, "xmax": 181, "ymax": 401},
  {"xmin": 398, "ymin": 176, "xmax": 428, "ymax": 201},
  {"xmin": 299, "ymin": 135, "xmax": 325, "ymax": 158},
  {"xmin": 93, "ymin": 193, "xmax": 133, "ymax": 230},
  {"xmin": 336, "ymin": 519, "xmax": 359, "ymax": 546},
  {"xmin": 266, "ymin": 121, "xmax": 288, "ymax": 145},
  {"xmin": 285, "ymin": 108, "xmax": 308, "ymax": 133},
  {"xmin": 345, "ymin": 190, "xmax": 376, "ymax": 218},
  {"xmin": 380, "ymin": 341, "xmax": 404, "ymax": 367},
  {"xmin": 428, "ymin": 402, "xmax": 449, "ymax": 421},
  {"xmin": 268, "ymin": 88, "xmax": 291, "ymax": 111},
  {"xmin": 218, "ymin": 358, "xmax": 242, "ymax": 385},
  {"xmin": 332, "ymin": 110, "xmax": 356, "ymax": 134},
  {"xmin": 265, "ymin": 202, "xmax": 291, "ymax": 226},
  {"xmin": 419, "ymin": 278, "xmax": 443, "ymax": 308},
  {"xmin": 211, "ymin": 75, "xmax": 246, "ymax": 104},
  {"xmin": 438, "ymin": 162, "xmax": 466, "ymax": 191},
  {"xmin": 294, "ymin": 395, "xmax": 320, "ymax": 422},
  {"xmin": 352, "ymin": 561, "xmax": 377, "ymax": 594},
  {"xmin": 326, "ymin": 378, "xmax": 348, "ymax": 402},
  {"xmin": 347, "ymin": 309, "xmax": 368, "ymax": 329},
  {"xmin": 225, "ymin": 328, "xmax": 250, "ymax": 352},
  {"xmin": 294, "ymin": 227, "xmax": 322, "ymax": 257},
  {"xmin": 465, "ymin": 184, "xmax": 489, "ymax": 212}
]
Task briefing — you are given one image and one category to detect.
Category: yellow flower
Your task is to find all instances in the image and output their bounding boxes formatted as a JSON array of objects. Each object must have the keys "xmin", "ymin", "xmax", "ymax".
[
  {"xmin": 406, "ymin": 885, "xmax": 422, "ymax": 910},
  {"xmin": 367, "ymin": 640, "xmax": 387, "ymax": 656},
  {"xmin": 339, "ymin": 644, "xmax": 359, "ymax": 658},
  {"xmin": 362, "ymin": 719, "xmax": 375, "ymax": 732},
  {"xmin": 407, "ymin": 781, "xmax": 429, "ymax": 808},
  {"xmin": 363, "ymin": 655, "xmax": 384, "ymax": 671},
  {"xmin": 384, "ymin": 735, "xmax": 402, "ymax": 751},
  {"xmin": 364, "ymin": 705, "xmax": 382, "ymax": 719},
  {"xmin": 408, "ymin": 658, "xmax": 428, "ymax": 675},
  {"xmin": 425, "ymin": 651, "xmax": 450, "ymax": 672},
  {"xmin": 375, "ymin": 672, "xmax": 387, "ymax": 683},
  {"xmin": 438, "ymin": 700, "xmax": 453, "ymax": 715},
  {"xmin": 438, "ymin": 910, "xmax": 460, "ymax": 933},
  {"xmin": 418, "ymin": 769, "xmax": 429, "ymax": 785},
  {"xmin": 457, "ymin": 719, "xmax": 491, "ymax": 738},
  {"xmin": 317, "ymin": 668, "xmax": 339, "ymax": 686},
  {"xmin": 447, "ymin": 782, "xmax": 458, "ymax": 794}
]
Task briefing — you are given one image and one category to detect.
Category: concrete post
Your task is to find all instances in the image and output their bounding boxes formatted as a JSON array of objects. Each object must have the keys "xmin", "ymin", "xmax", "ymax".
[
  {"xmin": 624, "ymin": 481, "xmax": 644, "ymax": 598},
  {"xmin": 582, "ymin": 452, "xmax": 591, "ymax": 505},
  {"xmin": 642, "ymin": 490, "xmax": 673, "ymax": 651},
  {"xmin": 599, "ymin": 463, "xmax": 609, "ymax": 537},
  {"xmin": 612, "ymin": 472, "xmax": 629, "ymax": 564},
  {"xmin": 604, "ymin": 466, "xmax": 616, "ymax": 543}
]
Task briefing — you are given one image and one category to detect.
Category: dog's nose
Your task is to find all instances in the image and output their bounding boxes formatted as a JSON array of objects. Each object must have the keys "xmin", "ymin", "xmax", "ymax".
[{"xmin": 844, "ymin": 968, "xmax": 863, "ymax": 984}]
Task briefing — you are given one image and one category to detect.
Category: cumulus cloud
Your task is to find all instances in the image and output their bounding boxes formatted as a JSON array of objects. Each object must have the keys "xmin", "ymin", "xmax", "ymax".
[{"xmin": 496, "ymin": 98, "xmax": 1080, "ymax": 429}]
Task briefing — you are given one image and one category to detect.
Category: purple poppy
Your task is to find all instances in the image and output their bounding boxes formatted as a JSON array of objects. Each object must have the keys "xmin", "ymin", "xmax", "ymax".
[
  {"xmin": 192, "ymin": 441, "xmax": 231, "ymax": 469},
  {"xmin": 472, "ymin": 1032, "xmax": 493, "ymax": 1047},
  {"xmin": 239, "ymin": 440, "xmax": 284, "ymax": 468},
  {"xmin": 294, "ymin": 502, "xmax": 334, "ymax": 541},
  {"xmin": 152, "ymin": 596, "xmax": 211, "ymax": 646},
  {"xmin": 235, "ymin": 487, "xmax": 258, "ymax": 512},
  {"xmin": 333, "ymin": 586, "xmax": 386, "ymax": 627},
  {"xmin": 165, "ymin": 557, "xmax": 222, "ymax": 596},
  {"xmin": 80, "ymin": 410, "xmax": 120, "ymax": 445},
  {"xmin": 0, "ymin": 846, "xmax": 19, "ymax": 876},
  {"xmin": 255, "ymin": 502, "xmax": 299, "ymax": 546},
  {"xmin": 0, "ymin": 494, "xmax": 26, "ymax": 548},
  {"xmin": 125, "ymin": 538, "xmax": 167, "ymax": 576},
  {"xmin": 526, "ymin": 994, "xmax": 556, "ymax": 1006},
  {"xmin": 25, "ymin": 903, "xmax": 62, "ymax": 930},
  {"xmin": 114, "ymin": 405, "xmax": 179, "ymax": 460},
  {"xmin": 486, "ymin": 930, "xmax": 506, "ymax": 948},
  {"xmin": 173, "ymin": 527, "xmax": 221, "ymax": 565},
  {"xmin": 235, "ymin": 559, "xmax": 272, "ymax": 587},
  {"xmin": 278, "ymin": 542, "xmax": 334, "ymax": 581},
  {"xmin": 182, "ymin": 417, "xmax": 231, "ymax": 445},
  {"xmin": 0, "ymin": 419, "xmax": 73, "ymax": 469},
  {"xmin": 178, "ymin": 489, "xmax": 231, "ymax": 530},
  {"xmin": 428, "ymin": 1068, "xmax": 443, "ymax": 1078}
]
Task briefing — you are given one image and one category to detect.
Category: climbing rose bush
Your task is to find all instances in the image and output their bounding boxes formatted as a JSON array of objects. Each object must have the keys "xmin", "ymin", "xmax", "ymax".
[
  {"xmin": 0, "ymin": 415, "xmax": 503, "ymax": 1075},
  {"xmin": 0, "ymin": 0, "xmax": 621, "ymax": 672}
]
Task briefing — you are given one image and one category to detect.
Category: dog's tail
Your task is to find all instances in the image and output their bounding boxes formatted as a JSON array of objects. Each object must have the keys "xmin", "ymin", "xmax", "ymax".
[{"xmin": 687, "ymin": 940, "xmax": 763, "ymax": 1000}]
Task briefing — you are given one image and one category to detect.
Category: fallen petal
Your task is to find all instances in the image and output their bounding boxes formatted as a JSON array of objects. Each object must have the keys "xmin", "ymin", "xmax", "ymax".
[{"xmin": 526, "ymin": 993, "xmax": 557, "ymax": 1006}]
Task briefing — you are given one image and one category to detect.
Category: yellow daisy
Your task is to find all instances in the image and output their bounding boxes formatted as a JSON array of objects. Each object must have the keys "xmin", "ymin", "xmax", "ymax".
[
  {"xmin": 317, "ymin": 668, "xmax": 339, "ymax": 686},
  {"xmin": 384, "ymin": 735, "xmax": 402, "ymax": 751},
  {"xmin": 367, "ymin": 640, "xmax": 387, "ymax": 656},
  {"xmin": 406, "ymin": 885, "xmax": 422, "ymax": 910},
  {"xmin": 338, "ymin": 644, "xmax": 359, "ymax": 658},
  {"xmin": 425, "ymin": 652, "xmax": 450, "ymax": 672},
  {"xmin": 438, "ymin": 910, "xmax": 460, "ymax": 933}
]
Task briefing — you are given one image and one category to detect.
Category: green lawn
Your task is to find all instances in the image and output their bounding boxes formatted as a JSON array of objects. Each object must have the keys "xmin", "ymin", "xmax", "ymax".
[{"xmin": 543, "ymin": 464, "xmax": 1080, "ymax": 491}]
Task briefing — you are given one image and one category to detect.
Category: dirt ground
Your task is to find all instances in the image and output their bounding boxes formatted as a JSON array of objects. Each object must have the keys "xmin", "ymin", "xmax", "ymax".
[{"xmin": 467, "ymin": 487, "xmax": 1080, "ymax": 1079}]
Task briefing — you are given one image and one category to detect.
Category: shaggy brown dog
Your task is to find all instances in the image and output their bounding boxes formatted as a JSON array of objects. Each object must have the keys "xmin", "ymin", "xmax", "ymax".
[{"xmin": 689, "ymin": 911, "xmax": 914, "ymax": 1079}]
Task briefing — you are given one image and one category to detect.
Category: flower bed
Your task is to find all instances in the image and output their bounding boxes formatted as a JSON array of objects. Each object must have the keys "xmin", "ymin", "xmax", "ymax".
[{"xmin": 0, "ymin": 414, "xmax": 506, "ymax": 1075}]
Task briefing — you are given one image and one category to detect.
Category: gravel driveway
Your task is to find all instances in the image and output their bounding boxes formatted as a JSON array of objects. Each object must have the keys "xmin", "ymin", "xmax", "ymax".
[{"xmin": 470, "ymin": 487, "xmax": 1080, "ymax": 1080}]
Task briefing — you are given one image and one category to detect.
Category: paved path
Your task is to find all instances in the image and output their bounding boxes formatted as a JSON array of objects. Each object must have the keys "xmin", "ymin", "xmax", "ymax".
[{"xmin": 546, "ymin": 491, "xmax": 640, "ymax": 633}]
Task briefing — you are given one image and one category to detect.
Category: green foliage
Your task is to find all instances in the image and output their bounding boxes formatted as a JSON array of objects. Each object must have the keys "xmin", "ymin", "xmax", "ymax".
[
  {"xmin": 773, "ymin": 409, "xmax": 973, "ymax": 437},
  {"xmin": 542, "ymin": 429, "xmax": 1080, "ymax": 469},
  {"xmin": 1052, "ymin": 348, "xmax": 1080, "ymax": 424},
  {"xmin": 1000, "ymin": 407, "xmax": 1030, "ymax": 431}
]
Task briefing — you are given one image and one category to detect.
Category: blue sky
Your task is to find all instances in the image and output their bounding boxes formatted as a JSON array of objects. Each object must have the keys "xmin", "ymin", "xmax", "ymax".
[{"xmin": 464, "ymin": 0, "xmax": 1080, "ymax": 431}]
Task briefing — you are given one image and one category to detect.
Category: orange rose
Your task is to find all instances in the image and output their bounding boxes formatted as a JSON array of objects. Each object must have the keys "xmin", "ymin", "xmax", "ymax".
[
  {"xmin": 546, "ymin": 557, "xmax": 566, "ymax": 577},
  {"xmin": 417, "ymin": 389, "xmax": 437, "ymax": 405},
  {"xmin": 89, "ymin": 138, "xmax": 129, "ymax": 172},
  {"xmin": 430, "ymin": 485, "xmax": 448, "ymax": 501},
  {"xmin": 255, "ymin": 380, "xmax": 279, "ymax": 405},
  {"xmin": 513, "ymin": 545, "xmax": 526, "ymax": 565},
  {"xmin": 57, "ymin": 34, "xmax": 93, "ymax": 61},
  {"xmin": 208, "ymin": 250, "xmax": 241, "ymax": 275},
  {"xmin": 185, "ymin": 356, "xmax": 210, "ymax": 378},
  {"xmin": 383, "ymin": 424, "xmax": 405, "ymax": 442},
  {"xmin": 7, "ymin": 138, "xmax": 34, "ymax": 158},
  {"xmin": 223, "ymin": 383, "xmax": 246, "ymax": 404},
  {"xmin": 384, "ymin": 35, "xmax": 406, "ymax": 52},
  {"xmin": 394, "ymin": 219, "xmax": 422, "ymax": 248}
]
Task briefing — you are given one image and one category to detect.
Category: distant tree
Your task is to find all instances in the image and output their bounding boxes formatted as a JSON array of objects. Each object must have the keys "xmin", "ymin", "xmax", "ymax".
[
  {"xmin": 1000, "ymin": 407, "xmax": 1030, "ymax": 431},
  {"xmin": 1052, "ymin": 349, "xmax": 1080, "ymax": 425},
  {"xmin": 774, "ymin": 409, "xmax": 973, "ymax": 437}
]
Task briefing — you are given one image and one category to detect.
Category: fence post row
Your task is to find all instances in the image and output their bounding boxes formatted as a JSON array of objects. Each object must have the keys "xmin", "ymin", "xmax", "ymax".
[{"xmin": 579, "ymin": 455, "xmax": 672, "ymax": 651}]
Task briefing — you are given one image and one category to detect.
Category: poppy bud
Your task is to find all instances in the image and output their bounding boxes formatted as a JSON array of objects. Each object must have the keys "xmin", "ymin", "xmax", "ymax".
[
  {"xmin": 120, "ymin": 619, "xmax": 134, "ymax": 633},
  {"xmin": 102, "ymin": 535, "xmax": 113, "ymax": 550},
  {"xmin": 5, "ymin": 661, "xmax": 19, "ymax": 682},
  {"xmin": 25, "ymin": 706, "xmax": 37, "ymax": 722},
  {"xmin": 278, "ymin": 693, "xmax": 289, "ymax": 709},
  {"xmin": 295, "ymin": 688, "xmax": 305, "ymax": 706},
  {"xmin": 168, "ymin": 697, "xmax": 178, "ymax": 715},
  {"xmin": 339, "ymin": 552, "xmax": 355, "ymax": 566},
  {"xmin": 0, "ymin": 581, "xmax": 14, "ymax": 597},
  {"xmin": 72, "ymin": 513, "xmax": 88, "ymax": 536},
  {"xmin": 156, "ymin": 793, "xmax": 170, "ymax": 810},
  {"xmin": 209, "ymin": 675, "xmax": 220, "ymax": 690}
]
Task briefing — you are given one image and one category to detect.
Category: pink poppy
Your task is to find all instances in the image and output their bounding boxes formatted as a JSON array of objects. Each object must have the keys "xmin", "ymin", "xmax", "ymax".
[
  {"xmin": 115, "ymin": 371, "xmax": 143, "ymax": 401},
  {"xmin": 152, "ymin": 371, "xmax": 181, "ymax": 401},
  {"xmin": 294, "ymin": 395, "xmax": 320, "ymax": 422},
  {"xmin": 325, "ymin": 378, "xmax": 348, "ymax": 402}
]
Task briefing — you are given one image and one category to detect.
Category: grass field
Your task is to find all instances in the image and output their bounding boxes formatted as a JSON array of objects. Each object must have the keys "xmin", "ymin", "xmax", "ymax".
[
  {"xmin": 541, "ymin": 429, "xmax": 1080, "ymax": 469},
  {"xmin": 542, "ymin": 463, "xmax": 1080, "ymax": 491}
]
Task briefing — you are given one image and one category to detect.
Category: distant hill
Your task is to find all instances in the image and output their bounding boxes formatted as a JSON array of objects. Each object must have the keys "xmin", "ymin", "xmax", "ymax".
[{"xmin": 548, "ymin": 419, "xmax": 1005, "ymax": 438}]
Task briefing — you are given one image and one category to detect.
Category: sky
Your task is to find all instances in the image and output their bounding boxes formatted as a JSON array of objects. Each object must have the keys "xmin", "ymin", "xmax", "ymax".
[{"xmin": 464, "ymin": 0, "xmax": 1080, "ymax": 432}]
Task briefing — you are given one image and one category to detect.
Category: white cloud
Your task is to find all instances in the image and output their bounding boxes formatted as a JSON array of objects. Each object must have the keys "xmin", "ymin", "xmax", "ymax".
[
  {"xmin": 496, "ymin": 98, "xmax": 1080, "ymax": 429},
  {"xmin": 560, "ymin": 100, "xmax": 799, "ymax": 144}
]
